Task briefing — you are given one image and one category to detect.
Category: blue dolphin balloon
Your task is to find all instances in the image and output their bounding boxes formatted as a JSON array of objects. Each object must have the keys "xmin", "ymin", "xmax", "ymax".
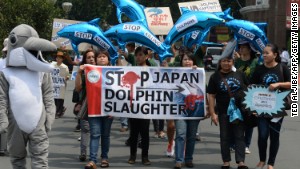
[
  {"xmin": 104, "ymin": 21, "xmax": 172, "ymax": 62},
  {"xmin": 183, "ymin": 8, "xmax": 233, "ymax": 49},
  {"xmin": 57, "ymin": 18, "xmax": 118, "ymax": 65},
  {"xmin": 111, "ymin": 0, "xmax": 148, "ymax": 27},
  {"xmin": 213, "ymin": 8, "xmax": 234, "ymax": 21},
  {"xmin": 225, "ymin": 19, "xmax": 268, "ymax": 64},
  {"xmin": 164, "ymin": 7, "xmax": 225, "ymax": 46}
]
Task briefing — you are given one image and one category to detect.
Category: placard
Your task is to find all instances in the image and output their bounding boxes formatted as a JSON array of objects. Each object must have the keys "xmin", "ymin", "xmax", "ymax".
[
  {"xmin": 243, "ymin": 85, "xmax": 290, "ymax": 117},
  {"xmin": 178, "ymin": 0, "xmax": 222, "ymax": 13},
  {"xmin": 85, "ymin": 65, "xmax": 206, "ymax": 119},
  {"xmin": 145, "ymin": 7, "xmax": 174, "ymax": 35}
]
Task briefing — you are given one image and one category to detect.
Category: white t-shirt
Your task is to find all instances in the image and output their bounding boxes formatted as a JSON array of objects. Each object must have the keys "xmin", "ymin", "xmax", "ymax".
[{"xmin": 280, "ymin": 50, "xmax": 290, "ymax": 63}]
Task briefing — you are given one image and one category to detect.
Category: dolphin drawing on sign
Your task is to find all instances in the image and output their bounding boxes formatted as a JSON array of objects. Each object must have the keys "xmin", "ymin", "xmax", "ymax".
[
  {"xmin": 147, "ymin": 8, "xmax": 163, "ymax": 17},
  {"xmin": 104, "ymin": 20, "xmax": 173, "ymax": 62},
  {"xmin": 164, "ymin": 7, "xmax": 225, "ymax": 46},
  {"xmin": 111, "ymin": 0, "xmax": 148, "ymax": 27},
  {"xmin": 57, "ymin": 18, "xmax": 118, "ymax": 65},
  {"xmin": 225, "ymin": 19, "xmax": 269, "ymax": 64}
]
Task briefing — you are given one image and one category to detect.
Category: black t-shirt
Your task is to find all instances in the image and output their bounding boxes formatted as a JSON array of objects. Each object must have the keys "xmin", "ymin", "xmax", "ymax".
[
  {"xmin": 207, "ymin": 70, "xmax": 249, "ymax": 114},
  {"xmin": 250, "ymin": 63, "xmax": 291, "ymax": 87}
]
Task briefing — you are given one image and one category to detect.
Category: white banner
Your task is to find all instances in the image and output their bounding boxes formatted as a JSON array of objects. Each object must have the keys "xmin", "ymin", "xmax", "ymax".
[{"xmin": 85, "ymin": 65, "xmax": 207, "ymax": 119}]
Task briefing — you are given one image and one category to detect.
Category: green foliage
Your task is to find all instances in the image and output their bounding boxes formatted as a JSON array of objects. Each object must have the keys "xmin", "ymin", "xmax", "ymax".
[{"xmin": 0, "ymin": 0, "xmax": 63, "ymax": 49}]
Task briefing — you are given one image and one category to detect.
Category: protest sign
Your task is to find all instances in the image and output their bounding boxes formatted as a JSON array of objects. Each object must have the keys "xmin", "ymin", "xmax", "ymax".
[
  {"xmin": 70, "ymin": 66, "xmax": 79, "ymax": 81},
  {"xmin": 85, "ymin": 65, "xmax": 206, "ymax": 119},
  {"xmin": 243, "ymin": 85, "xmax": 290, "ymax": 117},
  {"xmin": 52, "ymin": 18, "xmax": 92, "ymax": 51},
  {"xmin": 51, "ymin": 68, "xmax": 66, "ymax": 98},
  {"xmin": 178, "ymin": 0, "xmax": 222, "ymax": 13},
  {"xmin": 145, "ymin": 7, "xmax": 174, "ymax": 35}
]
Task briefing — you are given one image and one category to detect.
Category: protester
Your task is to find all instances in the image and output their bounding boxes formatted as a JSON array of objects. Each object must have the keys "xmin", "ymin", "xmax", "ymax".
[
  {"xmin": 234, "ymin": 40, "xmax": 259, "ymax": 154},
  {"xmin": 251, "ymin": 44, "xmax": 291, "ymax": 169},
  {"xmin": 208, "ymin": 42, "xmax": 249, "ymax": 169},
  {"xmin": 0, "ymin": 24, "xmax": 56, "ymax": 169},
  {"xmin": 279, "ymin": 47, "xmax": 290, "ymax": 66},
  {"xmin": 51, "ymin": 51, "xmax": 69, "ymax": 119},
  {"xmin": 127, "ymin": 46, "xmax": 151, "ymax": 165},
  {"xmin": 75, "ymin": 48, "xmax": 96, "ymax": 162},
  {"xmin": 0, "ymin": 38, "xmax": 8, "ymax": 156},
  {"xmin": 173, "ymin": 50, "xmax": 201, "ymax": 169},
  {"xmin": 85, "ymin": 51, "xmax": 113, "ymax": 169}
]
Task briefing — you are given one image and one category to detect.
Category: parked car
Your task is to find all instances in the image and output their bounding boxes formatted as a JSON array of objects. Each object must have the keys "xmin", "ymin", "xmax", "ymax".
[{"xmin": 205, "ymin": 47, "xmax": 223, "ymax": 68}]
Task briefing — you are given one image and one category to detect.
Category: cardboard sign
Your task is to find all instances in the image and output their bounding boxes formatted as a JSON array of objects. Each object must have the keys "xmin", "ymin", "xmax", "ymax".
[
  {"xmin": 51, "ymin": 18, "xmax": 92, "ymax": 51},
  {"xmin": 85, "ymin": 65, "xmax": 206, "ymax": 119},
  {"xmin": 145, "ymin": 7, "xmax": 174, "ymax": 35},
  {"xmin": 243, "ymin": 85, "xmax": 290, "ymax": 117},
  {"xmin": 178, "ymin": 0, "xmax": 222, "ymax": 13}
]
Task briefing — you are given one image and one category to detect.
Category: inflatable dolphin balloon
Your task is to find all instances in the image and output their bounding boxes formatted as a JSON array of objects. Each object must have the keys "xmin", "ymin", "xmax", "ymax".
[
  {"xmin": 57, "ymin": 18, "xmax": 118, "ymax": 65},
  {"xmin": 164, "ymin": 7, "xmax": 225, "ymax": 46},
  {"xmin": 183, "ymin": 29, "xmax": 210, "ymax": 49},
  {"xmin": 183, "ymin": 8, "xmax": 233, "ymax": 49},
  {"xmin": 111, "ymin": 0, "xmax": 148, "ymax": 27},
  {"xmin": 104, "ymin": 21, "xmax": 172, "ymax": 62},
  {"xmin": 213, "ymin": 8, "xmax": 234, "ymax": 21},
  {"xmin": 225, "ymin": 19, "xmax": 268, "ymax": 64}
]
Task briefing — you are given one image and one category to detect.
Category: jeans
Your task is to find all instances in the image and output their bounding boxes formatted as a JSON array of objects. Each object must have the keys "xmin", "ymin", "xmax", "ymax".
[
  {"xmin": 80, "ymin": 119, "xmax": 90, "ymax": 155},
  {"xmin": 218, "ymin": 113, "xmax": 245, "ymax": 163},
  {"xmin": 245, "ymin": 127, "xmax": 253, "ymax": 148},
  {"xmin": 88, "ymin": 117, "xmax": 113, "ymax": 163},
  {"xmin": 120, "ymin": 117, "xmax": 128, "ymax": 128},
  {"xmin": 54, "ymin": 99, "xmax": 64, "ymax": 114},
  {"xmin": 129, "ymin": 118, "xmax": 150, "ymax": 157},
  {"xmin": 257, "ymin": 117, "xmax": 283, "ymax": 166},
  {"xmin": 175, "ymin": 119, "xmax": 200, "ymax": 163},
  {"xmin": 152, "ymin": 119, "xmax": 165, "ymax": 132}
]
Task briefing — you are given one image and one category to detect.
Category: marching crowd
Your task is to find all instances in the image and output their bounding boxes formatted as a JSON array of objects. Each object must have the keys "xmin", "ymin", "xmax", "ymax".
[{"xmin": 0, "ymin": 35, "xmax": 291, "ymax": 169}]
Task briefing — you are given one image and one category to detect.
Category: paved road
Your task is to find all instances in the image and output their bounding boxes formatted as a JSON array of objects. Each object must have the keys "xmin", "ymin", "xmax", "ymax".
[{"xmin": 0, "ymin": 72, "xmax": 299, "ymax": 169}]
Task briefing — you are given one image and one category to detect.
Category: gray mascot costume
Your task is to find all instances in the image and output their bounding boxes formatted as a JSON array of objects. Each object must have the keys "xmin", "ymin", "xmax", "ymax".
[{"xmin": 0, "ymin": 24, "xmax": 56, "ymax": 169}]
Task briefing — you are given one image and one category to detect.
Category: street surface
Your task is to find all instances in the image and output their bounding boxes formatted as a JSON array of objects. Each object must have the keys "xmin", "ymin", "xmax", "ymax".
[{"xmin": 0, "ymin": 72, "xmax": 299, "ymax": 169}]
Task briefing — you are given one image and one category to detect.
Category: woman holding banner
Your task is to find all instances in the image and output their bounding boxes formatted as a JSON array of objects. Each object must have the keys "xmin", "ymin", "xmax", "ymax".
[
  {"xmin": 84, "ymin": 51, "xmax": 113, "ymax": 169},
  {"xmin": 173, "ymin": 50, "xmax": 201, "ymax": 169},
  {"xmin": 207, "ymin": 41, "xmax": 249, "ymax": 169},
  {"xmin": 250, "ymin": 44, "xmax": 291, "ymax": 169},
  {"xmin": 75, "ymin": 49, "xmax": 96, "ymax": 163}
]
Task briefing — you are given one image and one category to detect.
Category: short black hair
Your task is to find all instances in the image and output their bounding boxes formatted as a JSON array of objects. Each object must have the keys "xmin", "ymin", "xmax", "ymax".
[{"xmin": 134, "ymin": 46, "xmax": 148, "ymax": 56}]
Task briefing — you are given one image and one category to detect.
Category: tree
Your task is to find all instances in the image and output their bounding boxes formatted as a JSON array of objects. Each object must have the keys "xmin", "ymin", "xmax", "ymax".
[{"xmin": 0, "ymin": 0, "xmax": 63, "ymax": 49}]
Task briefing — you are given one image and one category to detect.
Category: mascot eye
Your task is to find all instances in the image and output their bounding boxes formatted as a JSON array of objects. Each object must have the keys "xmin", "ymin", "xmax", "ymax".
[{"xmin": 9, "ymin": 34, "xmax": 17, "ymax": 45}]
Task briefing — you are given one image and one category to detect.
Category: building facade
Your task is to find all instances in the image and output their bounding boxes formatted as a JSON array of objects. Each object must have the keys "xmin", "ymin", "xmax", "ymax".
[{"xmin": 240, "ymin": 0, "xmax": 288, "ymax": 49}]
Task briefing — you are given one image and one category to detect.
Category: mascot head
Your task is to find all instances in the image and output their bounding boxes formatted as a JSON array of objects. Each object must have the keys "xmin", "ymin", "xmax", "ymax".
[{"xmin": 6, "ymin": 24, "xmax": 56, "ymax": 72}]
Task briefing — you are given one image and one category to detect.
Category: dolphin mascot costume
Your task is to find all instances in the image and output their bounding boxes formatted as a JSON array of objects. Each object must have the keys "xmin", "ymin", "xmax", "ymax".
[{"xmin": 0, "ymin": 24, "xmax": 56, "ymax": 169}]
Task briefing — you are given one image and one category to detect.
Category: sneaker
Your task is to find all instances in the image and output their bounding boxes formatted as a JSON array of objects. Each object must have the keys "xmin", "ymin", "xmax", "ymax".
[
  {"xmin": 245, "ymin": 147, "xmax": 251, "ymax": 154},
  {"xmin": 128, "ymin": 155, "xmax": 136, "ymax": 164},
  {"xmin": 74, "ymin": 124, "xmax": 81, "ymax": 132},
  {"xmin": 79, "ymin": 154, "xmax": 86, "ymax": 162},
  {"xmin": 159, "ymin": 131, "xmax": 166, "ymax": 139},
  {"xmin": 142, "ymin": 157, "xmax": 151, "ymax": 165},
  {"xmin": 119, "ymin": 127, "xmax": 128, "ymax": 132},
  {"xmin": 78, "ymin": 137, "xmax": 81, "ymax": 141},
  {"xmin": 166, "ymin": 141, "xmax": 175, "ymax": 157},
  {"xmin": 153, "ymin": 133, "xmax": 159, "ymax": 138}
]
